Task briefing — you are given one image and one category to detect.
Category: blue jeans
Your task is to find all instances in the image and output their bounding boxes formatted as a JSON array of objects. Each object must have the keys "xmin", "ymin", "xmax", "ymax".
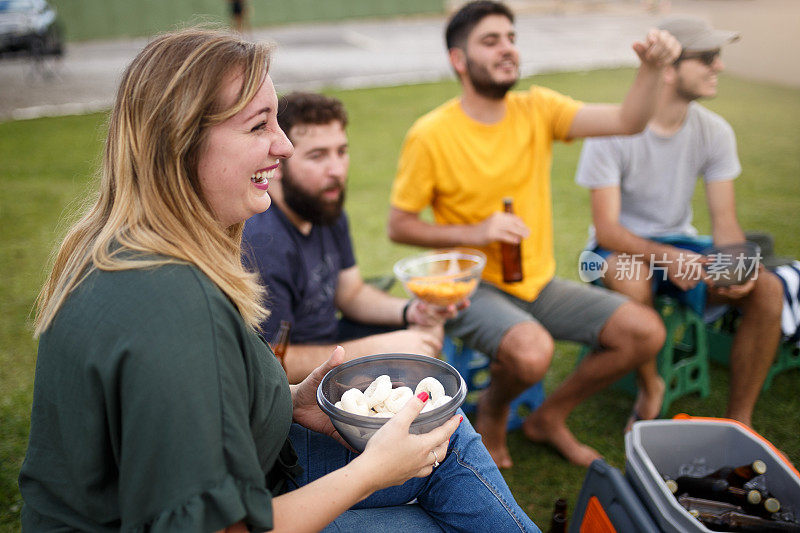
[{"xmin": 288, "ymin": 412, "xmax": 540, "ymax": 533}]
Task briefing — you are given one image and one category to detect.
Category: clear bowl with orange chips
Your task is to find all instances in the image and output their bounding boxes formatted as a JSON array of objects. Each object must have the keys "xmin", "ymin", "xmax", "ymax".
[{"xmin": 393, "ymin": 249, "xmax": 486, "ymax": 307}]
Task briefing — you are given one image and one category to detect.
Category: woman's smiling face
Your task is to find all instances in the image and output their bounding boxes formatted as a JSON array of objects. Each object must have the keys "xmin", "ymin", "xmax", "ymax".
[{"xmin": 197, "ymin": 73, "xmax": 294, "ymax": 228}]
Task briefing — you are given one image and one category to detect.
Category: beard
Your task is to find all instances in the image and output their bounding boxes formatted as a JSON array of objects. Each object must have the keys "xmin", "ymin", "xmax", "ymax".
[
  {"xmin": 280, "ymin": 166, "xmax": 345, "ymax": 227},
  {"xmin": 674, "ymin": 72, "xmax": 709, "ymax": 102},
  {"xmin": 466, "ymin": 56, "xmax": 518, "ymax": 100},
  {"xmin": 674, "ymin": 80, "xmax": 702, "ymax": 102}
]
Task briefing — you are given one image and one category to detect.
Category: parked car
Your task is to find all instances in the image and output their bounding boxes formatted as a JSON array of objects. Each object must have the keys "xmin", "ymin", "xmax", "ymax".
[{"xmin": 0, "ymin": 0, "xmax": 63, "ymax": 57}]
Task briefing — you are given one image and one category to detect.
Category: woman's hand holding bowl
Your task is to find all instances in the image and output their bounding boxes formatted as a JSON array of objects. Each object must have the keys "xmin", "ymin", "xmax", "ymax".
[{"xmin": 350, "ymin": 392, "xmax": 462, "ymax": 491}]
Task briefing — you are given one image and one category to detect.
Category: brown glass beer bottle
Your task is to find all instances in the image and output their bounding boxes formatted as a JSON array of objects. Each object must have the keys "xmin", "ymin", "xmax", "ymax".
[
  {"xmin": 501, "ymin": 198, "xmax": 523, "ymax": 283},
  {"xmin": 710, "ymin": 460, "xmax": 767, "ymax": 487},
  {"xmin": 270, "ymin": 320, "xmax": 291, "ymax": 370},
  {"xmin": 548, "ymin": 498, "xmax": 568, "ymax": 533}
]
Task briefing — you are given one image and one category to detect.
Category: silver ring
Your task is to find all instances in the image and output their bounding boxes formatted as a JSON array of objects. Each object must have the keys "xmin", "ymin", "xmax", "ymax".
[{"xmin": 432, "ymin": 450, "xmax": 440, "ymax": 468}]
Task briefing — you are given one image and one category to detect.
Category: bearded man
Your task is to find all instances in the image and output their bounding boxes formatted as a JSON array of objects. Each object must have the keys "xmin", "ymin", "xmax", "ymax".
[
  {"xmin": 387, "ymin": 0, "xmax": 680, "ymax": 468},
  {"xmin": 244, "ymin": 92, "xmax": 455, "ymax": 384}
]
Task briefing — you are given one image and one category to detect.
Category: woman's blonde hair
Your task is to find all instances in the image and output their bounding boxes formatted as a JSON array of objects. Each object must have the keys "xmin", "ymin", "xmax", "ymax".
[{"xmin": 35, "ymin": 28, "xmax": 273, "ymax": 335}]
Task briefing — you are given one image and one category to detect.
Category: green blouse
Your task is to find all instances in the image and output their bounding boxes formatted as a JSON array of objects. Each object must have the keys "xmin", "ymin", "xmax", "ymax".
[{"xmin": 20, "ymin": 261, "xmax": 297, "ymax": 531}]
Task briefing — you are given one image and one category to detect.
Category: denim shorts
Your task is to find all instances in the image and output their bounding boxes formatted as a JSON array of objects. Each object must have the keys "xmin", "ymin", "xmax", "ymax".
[
  {"xmin": 445, "ymin": 277, "xmax": 628, "ymax": 357},
  {"xmin": 593, "ymin": 234, "xmax": 714, "ymax": 316}
]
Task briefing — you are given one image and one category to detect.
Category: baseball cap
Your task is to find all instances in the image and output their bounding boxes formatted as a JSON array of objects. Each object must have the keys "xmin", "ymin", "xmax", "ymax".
[{"xmin": 658, "ymin": 16, "xmax": 740, "ymax": 51}]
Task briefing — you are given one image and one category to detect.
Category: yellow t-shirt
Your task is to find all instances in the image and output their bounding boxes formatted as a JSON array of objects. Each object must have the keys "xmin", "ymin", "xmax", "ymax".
[{"xmin": 391, "ymin": 86, "xmax": 583, "ymax": 302}]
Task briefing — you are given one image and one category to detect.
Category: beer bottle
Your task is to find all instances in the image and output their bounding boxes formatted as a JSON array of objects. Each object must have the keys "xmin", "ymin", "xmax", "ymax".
[
  {"xmin": 677, "ymin": 494, "xmax": 741, "ymax": 516},
  {"xmin": 763, "ymin": 497, "xmax": 781, "ymax": 515},
  {"xmin": 727, "ymin": 486, "xmax": 763, "ymax": 508},
  {"xmin": 500, "ymin": 198, "xmax": 523, "ymax": 283},
  {"xmin": 677, "ymin": 475, "xmax": 766, "ymax": 510},
  {"xmin": 548, "ymin": 498, "xmax": 568, "ymax": 533},
  {"xmin": 679, "ymin": 495, "xmax": 800, "ymax": 532},
  {"xmin": 710, "ymin": 460, "xmax": 767, "ymax": 487},
  {"xmin": 730, "ymin": 460, "xmax": 767, "ymax": 486},
  {"xmin": 270, "ymin": 320, "xmax": 291, "ymax": 370},
  {"xmin": 676, "ymin": 475, "xmax": 730, "ymax": 499},
  {"xmin": 700, "ymin": 510, "xmax": 800, "ymax": 532}
]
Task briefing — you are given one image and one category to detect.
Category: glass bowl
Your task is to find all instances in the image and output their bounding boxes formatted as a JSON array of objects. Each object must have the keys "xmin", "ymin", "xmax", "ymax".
[
  {"xmin": 393, "ymin": 248, "xmax": 486, "ymax": 307},
  {"xmin": 316, "ymin": 353, "xmax": 466, "ymax": 453},
  {"xmin": 703, "ymin": 241, "xmax": 761, "ymax": 287}
]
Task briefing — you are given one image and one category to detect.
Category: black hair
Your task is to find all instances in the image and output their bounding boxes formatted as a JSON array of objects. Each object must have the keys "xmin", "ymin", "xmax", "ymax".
[{"xmin": 445, "ymin": 1, "xmax": 515, "ymax": 50}]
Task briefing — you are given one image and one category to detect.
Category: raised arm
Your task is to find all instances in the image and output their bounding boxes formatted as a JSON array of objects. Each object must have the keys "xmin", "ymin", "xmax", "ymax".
[{"xmin": 568, "ymin": 29, "xmax": 681, "ymax": 139}]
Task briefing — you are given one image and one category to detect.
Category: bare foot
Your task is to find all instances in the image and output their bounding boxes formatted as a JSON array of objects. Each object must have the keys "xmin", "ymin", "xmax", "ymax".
[
  {"xmin": 522, "ymin": 411, "xmax": 601, "ymax": 467},
  {"xmin": 475, "ymin": 394, "xmax": 513, "ymax": 469},
  {"xmin": 625, "ymin": 376, "xmax": 665, "ymax": 432}
]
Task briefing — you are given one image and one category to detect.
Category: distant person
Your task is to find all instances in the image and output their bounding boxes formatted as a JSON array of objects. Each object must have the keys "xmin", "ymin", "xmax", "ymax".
[
  {"xmin": 19, "ymin": 28, "xmax": 538, "ymax": 532},
  {"xmin": 229, "ymin": 0, "xmax": 248, "ymax": 33},
  {"xmin": 388, "ymin": 0, "xmax": 679, "ymax": 468},
  {"xmin": 575, "ymin": 16, "xmax": 783, "ymax": 428},
  {"xmin": 243, "ymin": 92, "xmax": 459, "ymax": 384}
]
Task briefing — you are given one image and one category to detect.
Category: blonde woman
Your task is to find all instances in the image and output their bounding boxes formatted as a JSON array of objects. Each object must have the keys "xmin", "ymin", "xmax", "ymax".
[{"xmin": 19, "ymin": 29, "xmax": 538, "ymax": 532}]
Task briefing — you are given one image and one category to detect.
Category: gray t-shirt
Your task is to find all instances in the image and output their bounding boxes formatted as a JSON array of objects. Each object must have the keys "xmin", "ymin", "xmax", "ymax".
[{"xmin": 575, "ymin": 102, "xmax": 741, "ymax": 248}]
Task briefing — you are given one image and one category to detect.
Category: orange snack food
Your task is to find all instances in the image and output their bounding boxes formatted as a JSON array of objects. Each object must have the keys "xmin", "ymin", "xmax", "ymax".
[{"xmin": 406, "ymin": 277, "xmax": 478, "ymax": 306}]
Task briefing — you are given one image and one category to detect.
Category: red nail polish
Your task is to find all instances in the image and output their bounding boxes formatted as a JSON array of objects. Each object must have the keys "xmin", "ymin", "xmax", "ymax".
[
  {"xmin": 459, "ymin": 415, "xmax": 463, "ymax": 423},
  {"xmin": 417, "ymin": 391, "xmax": 429, "ymax": 402}
]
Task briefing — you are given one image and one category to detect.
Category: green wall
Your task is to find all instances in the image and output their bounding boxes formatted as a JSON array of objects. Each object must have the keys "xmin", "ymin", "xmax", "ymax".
[{"xmin": 50, "ymin": 0, "xmax": 445, "ymax": 42}]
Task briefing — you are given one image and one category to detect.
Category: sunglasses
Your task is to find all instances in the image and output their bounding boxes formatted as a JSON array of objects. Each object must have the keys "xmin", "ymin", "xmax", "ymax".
[{"xmin": 675, "ymin": 49, "xmax": 721, "ymax": 66}]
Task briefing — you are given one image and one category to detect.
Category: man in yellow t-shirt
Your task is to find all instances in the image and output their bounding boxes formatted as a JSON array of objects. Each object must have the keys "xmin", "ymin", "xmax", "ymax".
[{"xmin": 388, "ymin": 1, "xmax": 680, "ymax": 468}]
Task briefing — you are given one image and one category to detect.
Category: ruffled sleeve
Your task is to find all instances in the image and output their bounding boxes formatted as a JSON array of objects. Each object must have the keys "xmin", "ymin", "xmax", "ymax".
[{"xmin": 129, "ymin": 475, "xmax": 274, "ymax": 532}]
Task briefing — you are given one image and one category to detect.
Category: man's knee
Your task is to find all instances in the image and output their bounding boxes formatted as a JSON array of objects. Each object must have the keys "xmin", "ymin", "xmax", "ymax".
[
  {"xmin": 601, "ymin": 302, "xmax": 666, "ymax": 360},
  {"xmin": 495, "ymin": 322, "xmax": 554, "ymax": 384},
  {"xmin": 743, "ymin": 270, "xmax": 784, "ymax": 318}
]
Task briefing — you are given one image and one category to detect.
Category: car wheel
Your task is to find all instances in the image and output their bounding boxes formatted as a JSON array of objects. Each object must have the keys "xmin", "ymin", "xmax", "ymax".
[{"xmin": 42, "ymin": 24, "xmax": 63, "ymax": 57}]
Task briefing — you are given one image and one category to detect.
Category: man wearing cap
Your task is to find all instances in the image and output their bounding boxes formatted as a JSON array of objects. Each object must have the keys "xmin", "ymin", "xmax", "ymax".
[{"xmin": 575, "ymin": 16, "xmax": 784, "ymax": 428}]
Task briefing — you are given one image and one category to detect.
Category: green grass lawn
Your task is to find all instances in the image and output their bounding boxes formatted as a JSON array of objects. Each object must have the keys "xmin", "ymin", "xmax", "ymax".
[{"xmin": 1, "ymin": 68, "xmax": 798, "ymax": 529}]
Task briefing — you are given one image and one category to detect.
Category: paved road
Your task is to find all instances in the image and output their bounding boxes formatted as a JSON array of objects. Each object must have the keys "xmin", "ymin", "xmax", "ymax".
[
  {"xmin": 0, "ymin": 0, "xmax": 796, "ymax": 122},
  {"xmin": 0, "ymin": 6, "xmax": 659, "ymax": 121}
]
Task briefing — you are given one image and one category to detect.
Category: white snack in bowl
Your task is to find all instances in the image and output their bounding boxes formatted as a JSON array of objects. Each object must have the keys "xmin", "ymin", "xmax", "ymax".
[
  {"xmin": 364, "ymin": 374, "xmax": 392, "ymax": 408},
  {"xmin": 371, "ymin": 402, "xmax": 392, "ymax": 414},
  {"xmin": 415, "ymin": 376, "xmax": 445, "ymax": 402},
  {"xmin": 432, "ymin": 394, "xmax": 452, "ymax": 409},
  {"xmin": 335, "ymin": 376, "xmax": 451, "ymax": 418},
  {"xmin": 384, "ymin": 386, "xmax": 413, "ymax": 413},
  {"xmin": 340, "ymin": 387, "xmax": 370, "ymax": 416}
]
